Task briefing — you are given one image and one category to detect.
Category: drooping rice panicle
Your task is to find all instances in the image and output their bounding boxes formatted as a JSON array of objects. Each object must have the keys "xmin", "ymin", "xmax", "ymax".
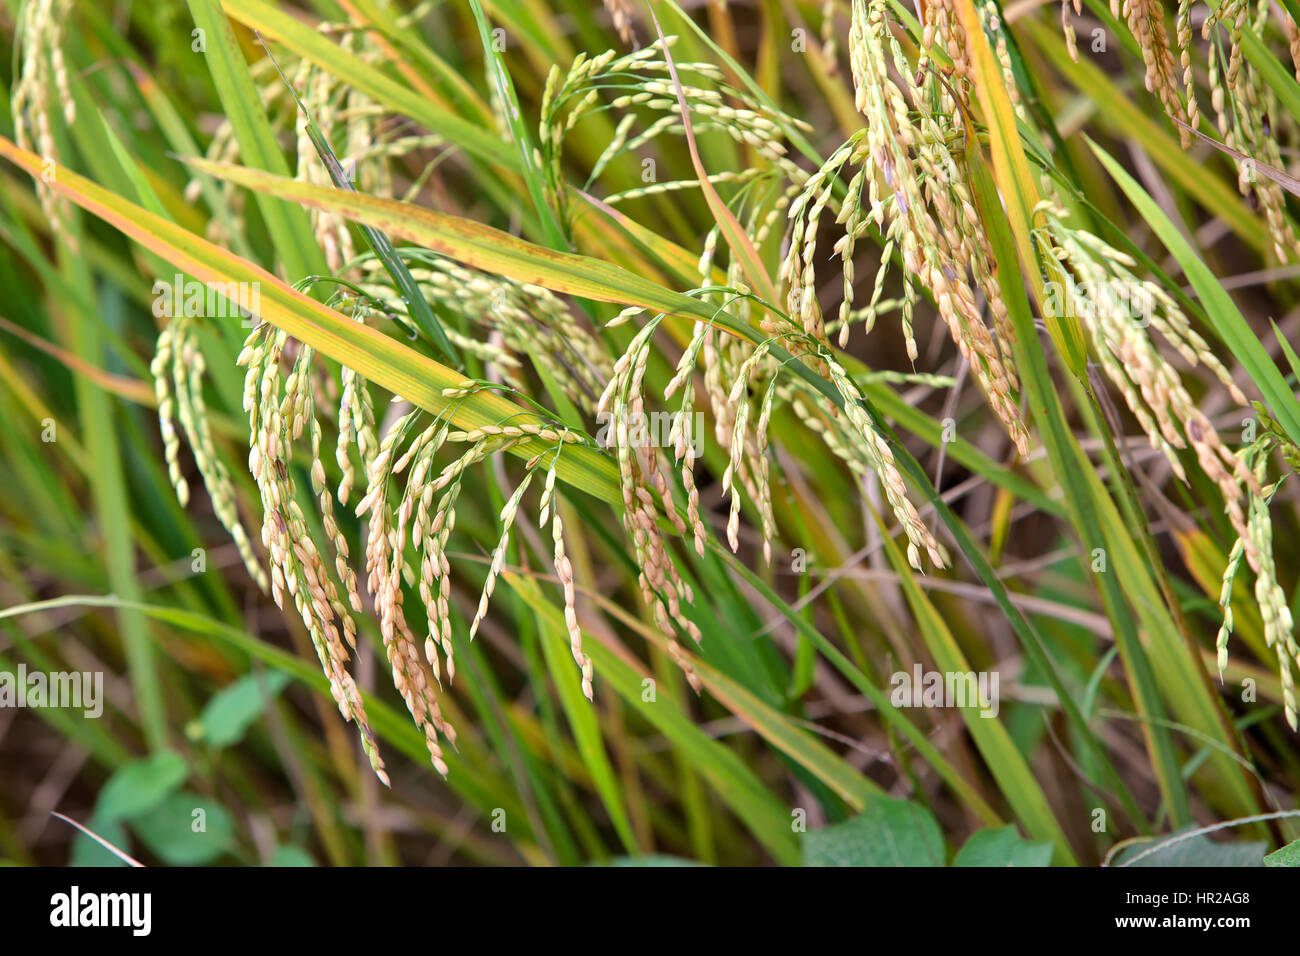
[
  {"xmin": 357, "ymin": 411, "xmax": 457, "ymax": 773},
  {"xmin": 1039, "ymin": 207, "xmax": 1262, "ymax": 560},
  {"xmin": 469, "ymin": 471, "xmax": 535, "ymax": 639},
  {"xmin": 12, "ymin": 0, "xmax": 77, "ymax": 248},
  {"xmin": 154, "ymin": 319, "xmax": 268, "ymax": 590},
  {"xmin": 1216, "ymin": 415, "xmax": 1299, "ymax": 729},
  {"xmin": 784, "ymin": 0, "xmax": 1030, "ymax": 457},
  {"xmin": 241, "ymin": 324, "xmax": 388, "ymax": 783},
  {"xmin": 551, "ymin": 507, "xmax": 594, "ymax": 700},
  {"xmin": 1114, "ymin": 0, "xmax": 1193, "ymax": 146}
]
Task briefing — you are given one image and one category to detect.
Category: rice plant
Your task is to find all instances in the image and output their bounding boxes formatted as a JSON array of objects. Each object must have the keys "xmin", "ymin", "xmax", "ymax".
[{"xmin": 2, "ymin": 0, "xmax": 1300, "ymax": 868}]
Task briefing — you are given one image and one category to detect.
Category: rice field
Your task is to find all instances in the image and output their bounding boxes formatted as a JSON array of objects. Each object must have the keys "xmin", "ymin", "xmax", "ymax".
[{"xmin": 1, "ymin": 0, "xmax": 1300, "ymax": 869}]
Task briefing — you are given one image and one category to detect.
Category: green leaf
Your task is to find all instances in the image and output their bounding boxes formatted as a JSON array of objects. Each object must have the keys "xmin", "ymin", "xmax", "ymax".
[
  {"xmin": 465, "ymin": 0, "xmax": 566, "ymax": 249},
  {"xmin": 680, "ymin": 653, "xmax": 881, "ymax": 812},
  {"xmin": 719, "ymin": 551, "xmax": 1003, "ymax": 827},
  {"xmin": 130, "ymin": 792, "xmax": 234, "ymax": 865},
  {"xmin": 0, "ymin": 594, "xmax": 522, "ymax": 813},
  {"xmin": 180, "ymin": 156, "xmax": 734, "ymax": 329},
  {"xmin": 1115, "ymin": 831, "xmax": 1267, "ymax": 867},
  {"xmin": 283, "ymin": 69, "xmax": 460, "ymax": 366},
  {"xmin": 0, "ymin": 136, "xmax": 624, "ymax": 507},
  {"xmin": 647, "ymin": 6, "xmax": 780, "ymax": 308},
  {"xmin": 1222, "ymin": 0, "xmax": 1300, "ymax": 129},
  {"xmin": 953, "ymin": 826, "xmax": 1053, "ymax": 867},
  {"xmin": 70, "ymin": 817, "xmax": 131, "ymax": 868},
  {"xmin": 1263, "ymin": 838, "xmax": 1300, "ymax": 867},
  {"xmin": 269, "ymin": 845, "xmax": 317, "ymax": 867},
  {"xmin": 505, "ymin": 573, "xmax": 801, "ymax": 865},
  {"xmin": 95, "ymin": 751, "xmax": 189, "ymax": 823},
  {"xmin": 1021, "ymin": 15, "xmax": 1266, "ymax": 253},
  {"xmin": 219, "ymin": 0, "xmax": 517, "ymax": 171},
  {"xmin": 954, "ymin": 0, "xmax": 1086, "ymax": 375},
  {"xmin": 194, "ymin": 670, "xmax": 291, "ymax": 749},
  {"xmin": 1273, "ymin": 319, "xmax": 1300, "ymax": 384},
  {"xmin": 533, "ymin": 597, "xmax": 638, "ymax": 854},
  {"xmin": 972, "ymin": 121, "xmax": 1196, "ymax": 829},
  {"xmin": 877, "ymin": 522, "xmax": 1078, "ymax": 861},
  {"xmin": 187, "ymin": 0, "xmax": 327, "ymax": 281},
  {"xmin": 802, "ymin": 795, "xmax": 945, "ymax": 867}
]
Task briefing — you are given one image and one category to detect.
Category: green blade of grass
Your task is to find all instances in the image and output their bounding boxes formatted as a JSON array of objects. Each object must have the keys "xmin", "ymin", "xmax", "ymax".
[
  {"xmin": 647, "ymin": 5, "xmax": 781, "ymax": 308},
  {"xmin": 878, "ymin": 530, "xmax": 1078, "ymax": 864},
  {"xmin": 718, "ymin": 551, "xmax": 1005, "ymax": 828},
  {"xmin": 578, "ymin": 573, "xmax": 884, "ymax": 812},
  {"xmin": 0, "ymin": 594, "xmax": 531, "ymax": 830},
  {"xmin": 187, "ymin": 0, "xmax": 328, "ymax": 281},
  {"xmin": 954, "ymin": 0, "xmax": 1087, "ymax": 376},
  {"xmin": 178, "ymin": 156, "xmax": 742, "ymax": 329},
  {"xmin": 0, "ymin": 135, "xmax": 624, "ymax": 507},
  {"xmin": 963, "ymin": 110, "xmax": 1194, "ymax": 827},
  {"xmin": 506, "ymin": 574, "xmax": 802, "ymax": 864},
  {"xmin": 464, "ymin": 0, "xmax": 567, "ymax": 249},
  {"xmin": 531, "ymin": 597, "xmax": 639, "ymax": 854},
  {"xmin": 219, "ymin": 0, "xmax": 518, "ymax": 171},
  {"xmin": 266, "ymin": 45, "xmax": 461, "ymax": 367}
]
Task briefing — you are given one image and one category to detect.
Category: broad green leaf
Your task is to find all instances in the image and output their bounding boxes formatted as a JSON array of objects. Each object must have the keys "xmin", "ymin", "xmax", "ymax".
[
  {"xmin": 194, "ymin": 670, "xmax": 291, "ymax": 749},
  {"xmin": 953, "ymin": 826, "xmax": 1053, "ymax": 867},
  {"xmin": 96, "ymin": 751, "xmax": 189, "ymax": 823},
  {"xmin": 70, "ymin": 817, "xmax": 131, "ymax": 868},
  {"xmin": 130, "ymin": 792, "xmax": 234, "ymax": 865},
  {"xmin": 1264, "ymin": 839, "xmax": 1300, "ymax": 867},
  {"xmin": 269, "ymin": 845, "xmax": 317, "ymax": 867},
  {"xmin": 802, "ymin": 795, "xmax": 945, "ymax": 867},
  {"xmin": 1116, "ymin": 831, "xmax": 1266, "ymax": 867}
]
